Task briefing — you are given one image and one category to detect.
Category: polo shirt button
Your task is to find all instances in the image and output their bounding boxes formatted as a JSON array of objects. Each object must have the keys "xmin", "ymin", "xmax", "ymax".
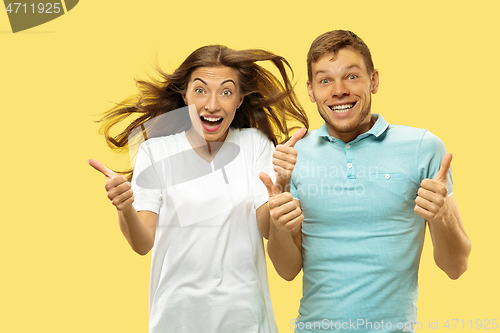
[
  {"xmin": 346, "ymin": 144, "xmax": 351, "ymax": 149},
  {"xmin": 385, "ymin": 173, "xmax": 391, "ymax": 179},
  {"xmin": 347, "ymin": 163, "xmax": 353, "ymax": 169}
]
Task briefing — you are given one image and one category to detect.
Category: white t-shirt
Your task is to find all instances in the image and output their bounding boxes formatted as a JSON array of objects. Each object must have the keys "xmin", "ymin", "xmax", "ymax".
[{"xmin": 131, "ymin": 127, "xmax": 278, "ymax": 333}]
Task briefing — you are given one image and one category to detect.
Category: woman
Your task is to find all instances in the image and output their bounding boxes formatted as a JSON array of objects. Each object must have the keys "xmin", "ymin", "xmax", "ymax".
[{"xmin": 89, "ymin": 45, "xmax": 308, "ymax": 333}]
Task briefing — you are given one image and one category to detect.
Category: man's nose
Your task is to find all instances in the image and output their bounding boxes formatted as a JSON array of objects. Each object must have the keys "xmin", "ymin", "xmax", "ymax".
[{"xmin": 331, "ymin": 80, "xmax": 349, "ymax": 97}]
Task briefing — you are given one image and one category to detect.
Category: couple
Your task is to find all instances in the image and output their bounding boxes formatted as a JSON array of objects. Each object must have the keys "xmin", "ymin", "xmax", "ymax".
[{"xmin": 90, "ymin": 30, "xmax": 471, "ymax": 333}]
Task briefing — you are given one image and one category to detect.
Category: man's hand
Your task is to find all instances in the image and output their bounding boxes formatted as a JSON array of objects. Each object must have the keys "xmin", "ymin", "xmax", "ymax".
[
  {"xmin": 88, "ymin": 159, "xmax": 135, "ymax": 212},
  {"xmin": 259, "ymin": 172, "xmax": 303, "ymax": 232},
  {"xmin": 273, "ymin": 128, "xmax": 306, "ymax": 192},
  {"xmin": 414, "ymin": 153, "xmax": 452, "ymax": 222}
]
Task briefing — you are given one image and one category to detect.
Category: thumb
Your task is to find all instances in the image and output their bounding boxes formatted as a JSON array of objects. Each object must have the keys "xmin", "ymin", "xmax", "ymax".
[
  {"xmin": 259, "ymin": 172, "xmax": 281, "ymax": 197},
  {"xmin": 88, "ymin": 159, "xmax": 118, "ymax": 179},
  {"xmin": 433, "ymin": 153, "xmax": 452, "ymax": 183},
  {"xmin": 284, "ymin": 128, "xmax": 307, "ymax": 148}
]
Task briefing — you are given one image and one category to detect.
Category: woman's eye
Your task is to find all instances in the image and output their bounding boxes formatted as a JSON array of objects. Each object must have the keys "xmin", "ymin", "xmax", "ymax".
[
  {"xmin": 320, "ymin": 78, "xmax": 330, "ymax": 84},
  {"xmin": 348, "ymin": 74, "xmax": 358, "ymax": 80},
  {"xmin": 195, "ymin": 88, "xmax": 205, "ymax": 94},
  {"xmin": 222, "ymin": 90, "xmax": 232, "ymax": 96}
]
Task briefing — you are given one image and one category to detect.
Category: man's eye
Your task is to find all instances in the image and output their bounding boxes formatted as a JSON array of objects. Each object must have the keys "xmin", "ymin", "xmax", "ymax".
[
  {"xmin": 348, "ymin": 75, "xmax": 358, "ymax": 80},
  {"xmin": 222, "ymin": 90, "xmax": 232, "ymax": 96},
  {"xmin": 195, "ymin": 88, "xmax": 205, "ymax": 94},
  {"xmin": 320, "ymin": 78, "xmax": 330, "ymax": 84}
]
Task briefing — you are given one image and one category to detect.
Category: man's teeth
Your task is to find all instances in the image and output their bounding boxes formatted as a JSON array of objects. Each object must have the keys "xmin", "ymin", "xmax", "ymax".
[{"xmin": 330, "ymin": 103, "xmax": 354, "ymax": 113}]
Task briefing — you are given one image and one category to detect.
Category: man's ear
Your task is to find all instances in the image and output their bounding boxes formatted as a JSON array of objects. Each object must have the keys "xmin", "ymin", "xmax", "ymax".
[
  {"xmin": 306, "ymin": 80, "xmax": 316, "ymax": 103},
  {"xmin": 371, "ymin": 69, "xmax": 380, "ymax": 94}
]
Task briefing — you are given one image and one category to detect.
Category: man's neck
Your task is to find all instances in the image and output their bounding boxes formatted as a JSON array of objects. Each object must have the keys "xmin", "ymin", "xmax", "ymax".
[{"xmin": 326, "ymin": 114, "xmax": 377, "ymax": 143}]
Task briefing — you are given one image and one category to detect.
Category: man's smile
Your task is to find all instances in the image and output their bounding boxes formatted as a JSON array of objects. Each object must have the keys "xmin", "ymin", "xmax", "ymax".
[{"xmin": 328, "ymin": 102, "xmax": 356, "ymax": 113}]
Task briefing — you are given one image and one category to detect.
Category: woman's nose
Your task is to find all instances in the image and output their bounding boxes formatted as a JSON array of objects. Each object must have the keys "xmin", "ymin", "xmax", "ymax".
[{"xmin": 205, "ymin": 94, "xmax": 221, "ymax": 112}]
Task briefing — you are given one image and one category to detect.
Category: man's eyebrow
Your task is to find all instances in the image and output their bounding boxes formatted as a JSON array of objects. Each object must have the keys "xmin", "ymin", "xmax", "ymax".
[
  {"xmin": 344, "ymin": 64, "xmax": 362, "ymax": 70},
  {"xmin": 314, "ymin": 64, "xmax": 362, "ymax": 76},
  {"xmin": 315, "ymin": 70, "xmax": 329, "ymax": 76}
]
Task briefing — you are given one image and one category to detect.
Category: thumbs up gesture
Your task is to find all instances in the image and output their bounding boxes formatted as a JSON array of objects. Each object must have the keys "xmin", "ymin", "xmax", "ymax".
[
  {"xmin": 88, "ymin": 159, "xmax": 135, "ymax": 211},
  {"xmin": 414, "ymin": 153, "xmax": 452, "ymax": 222},
  {"xmin": 273, "ymin": 128, "xmax": 306, "ymax": 192},
  {"xmin": 259, "ymin": 172, "xmax": 303, "ymax": 232}
]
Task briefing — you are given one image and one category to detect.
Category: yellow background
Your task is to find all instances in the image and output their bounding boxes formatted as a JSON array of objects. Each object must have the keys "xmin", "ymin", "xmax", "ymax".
[{"xmin": 1, "ymin": 1, "xmax": 498, "ymax": 332}]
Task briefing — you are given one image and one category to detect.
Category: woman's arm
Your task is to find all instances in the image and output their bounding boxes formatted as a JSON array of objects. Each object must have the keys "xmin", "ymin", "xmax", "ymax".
[
  {"xmin": 268, "ymin": 208, "xmax": 303, "ymax": 281},
  {"xmin": 119, "ymin": 208, "xmax": 157, "ymax": 255},
  {"xmin": 256, "ymin": 129, "xmax": 306, "ymax": 279},
  {"xmin": 256, "ymin": 204, "xmax": 271, "ymax": 239},
  {"xmin": 89, "ymin": 159, "xmax": 158, "ymax": 255},
  {"xmin": 260, "ymin": 173, "xmax": 303, "ymax": 281}
]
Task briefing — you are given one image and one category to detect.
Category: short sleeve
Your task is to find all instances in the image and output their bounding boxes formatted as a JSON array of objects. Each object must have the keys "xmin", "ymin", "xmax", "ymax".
[
  {"xmin": 251, "ymin": 131, "xmax": 276, "ymax": 209},
  {"xmin": 131, "ymin": 144, "xmax": 163, "ymax": 213},
  {"xmin": 417, "ymin": 131, "xmax": 453, "ymax": 196}
]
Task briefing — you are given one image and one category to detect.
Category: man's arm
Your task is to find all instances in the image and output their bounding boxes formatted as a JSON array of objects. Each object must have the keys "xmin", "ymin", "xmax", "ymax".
[
  {"xmin": 426, "ymin": 194, "xmax": 470, "ymax": 279},
  {"xmin": 414, "ymin": 153, "xmax": 471, "ymax": 279}
]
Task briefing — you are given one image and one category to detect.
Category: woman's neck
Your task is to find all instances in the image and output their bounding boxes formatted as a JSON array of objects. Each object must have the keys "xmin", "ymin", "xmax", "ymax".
[{"xmin": 185, "ymin": 127, "xmax": 228, "ymax": 162}]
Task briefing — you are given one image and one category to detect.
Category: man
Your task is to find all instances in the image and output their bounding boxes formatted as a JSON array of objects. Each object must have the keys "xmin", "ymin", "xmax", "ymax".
[{"xmin": 261, "ymin": 30, "xmax": 471, "ymax": 333}]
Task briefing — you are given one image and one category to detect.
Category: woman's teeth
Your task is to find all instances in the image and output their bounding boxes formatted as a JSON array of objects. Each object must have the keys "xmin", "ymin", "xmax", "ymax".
[
  {"xmin": 201, "ymin": 115, "xmax": 223, "ymax": 128},
  {"xmin": 202, "ymin": 116, "xmax": 222, "ymax": 122},
  {"xmin": 330, "ymin": 103, "xmax": 355, "ymax": 113}
]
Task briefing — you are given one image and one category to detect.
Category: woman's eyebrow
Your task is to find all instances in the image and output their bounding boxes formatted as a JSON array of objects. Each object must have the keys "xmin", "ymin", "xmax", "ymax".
[
  {"xmin": 193, "ymin": 78, "xmax": 207, "ymax": 85},
  {"xmin": 192, "ymin": 78, "xmax": 236, "ymax": 86},
  {"xmin": 221, "ymin": 79, "xmax": 236, "ymax": 86}
]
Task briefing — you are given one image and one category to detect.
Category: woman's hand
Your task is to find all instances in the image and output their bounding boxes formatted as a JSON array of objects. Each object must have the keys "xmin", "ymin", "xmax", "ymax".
[
  {"xmin": 260, "ymin": 172, "xmax": 303, "ymax": 232},
  {"xmin": 89, "ymin": 159, "xmax": 157, "ymax": 255},
  {"xmin": 88, "ymin": 159, "xmax": 134, "ymax": 212}
]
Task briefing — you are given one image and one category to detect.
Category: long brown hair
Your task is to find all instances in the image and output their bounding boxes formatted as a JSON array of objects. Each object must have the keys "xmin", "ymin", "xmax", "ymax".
[{"xmin": 97, "ymin": 45, "xmax": 309, "ymax": 180}]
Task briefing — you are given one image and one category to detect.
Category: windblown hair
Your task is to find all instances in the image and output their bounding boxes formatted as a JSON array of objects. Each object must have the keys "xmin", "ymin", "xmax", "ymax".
[
  {"xmin": 307, "ymin": 30, "xmax": 374, "ymax": 81},
  {"xmin": 97, "ymin": 45, "xmax": 309, "ymax": 180}
]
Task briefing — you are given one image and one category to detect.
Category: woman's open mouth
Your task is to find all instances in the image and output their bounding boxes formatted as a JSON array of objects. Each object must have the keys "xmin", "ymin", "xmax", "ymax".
[{"xmin": 200, "ymin": 115, "xmax": 224, "ymax": 132}]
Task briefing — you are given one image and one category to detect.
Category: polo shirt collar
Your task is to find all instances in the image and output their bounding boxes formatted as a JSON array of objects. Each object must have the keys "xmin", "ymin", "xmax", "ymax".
[{"xmin": 314, "ymin": 114, "xmax": 389, "ymax": 144}]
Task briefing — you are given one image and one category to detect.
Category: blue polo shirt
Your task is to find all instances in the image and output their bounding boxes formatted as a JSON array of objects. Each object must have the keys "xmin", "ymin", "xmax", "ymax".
[{"xmin": 290, "ymin": 114, "xmax": 453, "ymax": 333}]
